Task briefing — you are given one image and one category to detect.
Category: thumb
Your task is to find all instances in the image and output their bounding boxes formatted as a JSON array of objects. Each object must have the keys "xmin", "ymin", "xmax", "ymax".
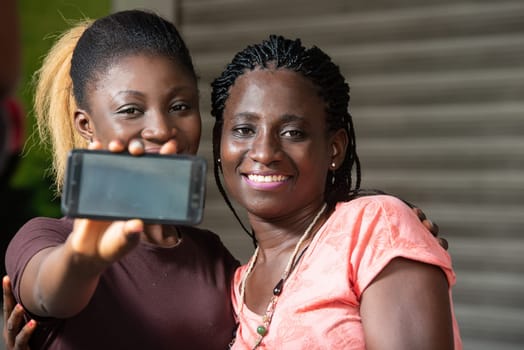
[{"xmin": 98, "ymin": 219, "xmax": 143, "ymax": 261}]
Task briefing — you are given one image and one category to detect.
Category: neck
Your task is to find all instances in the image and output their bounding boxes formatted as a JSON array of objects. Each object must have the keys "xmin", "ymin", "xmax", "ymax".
[{"xmin": 249, "ymin": 203, "xmax": 328, "ymax": 252}]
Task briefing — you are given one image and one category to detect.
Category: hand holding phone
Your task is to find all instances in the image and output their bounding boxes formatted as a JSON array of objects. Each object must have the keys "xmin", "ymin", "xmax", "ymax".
[{"xmin": 61, "ymin": 150, "xmax": 207, "ymax": 225}]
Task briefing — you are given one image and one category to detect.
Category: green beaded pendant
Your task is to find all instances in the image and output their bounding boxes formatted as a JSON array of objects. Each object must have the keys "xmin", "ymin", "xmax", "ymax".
[{"xmin": 256, "ymin": 325, "xmax": 267, "ymax": 336}]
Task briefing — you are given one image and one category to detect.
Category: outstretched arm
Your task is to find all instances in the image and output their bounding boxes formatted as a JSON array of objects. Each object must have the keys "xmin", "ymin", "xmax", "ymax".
[{"xmin": 19, "ymin": 219, "xmax": 143, "ymax": 317}]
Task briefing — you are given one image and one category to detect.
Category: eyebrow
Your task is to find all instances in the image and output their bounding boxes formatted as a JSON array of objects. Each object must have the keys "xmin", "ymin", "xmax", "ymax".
[
  {"xmin": 280, "ymin": 114, "xmax": 304, "ymax": 124},
  {"xmin": 233, "ymin": 112, "xmax": 305, "ymax": 123}
]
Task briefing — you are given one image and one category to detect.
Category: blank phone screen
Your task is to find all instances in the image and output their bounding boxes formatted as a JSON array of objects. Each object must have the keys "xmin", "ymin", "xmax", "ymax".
[{"xmin": 77, "ymin": 154, "xmax": 192, "ymax": 221}]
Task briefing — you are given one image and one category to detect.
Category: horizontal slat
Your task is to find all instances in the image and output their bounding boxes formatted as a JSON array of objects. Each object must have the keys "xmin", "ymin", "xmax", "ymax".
[
  {"xmin": 362, "ymin": 170, "xmax": 524, "ymax": 205},
  {"xmin": 447, "ymin": 237, "xmax": 524, "ymax": 273},
  {"xmin": 184, "ymin": 0, "xmax": 521, "ymax": 35},
  {"xmin": 357, "ymin": 136, "xmax": 524, "ymax": 170},
  {"xmin": 454, "ymin": 303, "xmax": 524, "ymax": 343},
  {"xmin": 351, "ymin": 102, "xmax": 524, "ymax": 138},
  {"xmin": 350, "ymin": 67, "xmax": 524, "ymax": 106},
  {"xmin": 452, "ymin": 270, "xmax": 524, "ymax": 308}
]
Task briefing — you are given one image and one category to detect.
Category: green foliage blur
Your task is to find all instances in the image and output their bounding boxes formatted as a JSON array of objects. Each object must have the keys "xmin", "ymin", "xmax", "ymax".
[{"xmin": 1, "ymin": 1, "xmax": 109, "ymax": 274}]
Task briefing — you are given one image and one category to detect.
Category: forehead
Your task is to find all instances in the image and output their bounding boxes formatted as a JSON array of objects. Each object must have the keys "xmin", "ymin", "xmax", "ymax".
[
  {"xmin": 91, "ymin": 53, "xmax": 196, "ymax": 92},
  {"xmin": 225, "ymin": 68, "xmax": 326, "ymax": 118}
]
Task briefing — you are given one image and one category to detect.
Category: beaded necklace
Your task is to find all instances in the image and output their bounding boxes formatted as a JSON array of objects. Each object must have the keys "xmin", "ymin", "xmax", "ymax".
[{"xmin": 237, "ymin": 203, "xmax": 327, "ymax": 349}]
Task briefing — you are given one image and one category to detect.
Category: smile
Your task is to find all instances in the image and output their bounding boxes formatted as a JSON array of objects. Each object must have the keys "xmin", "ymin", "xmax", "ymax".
[{"xmin": 246, "ymin": 174, "xmax": 289, "ymax": 183}]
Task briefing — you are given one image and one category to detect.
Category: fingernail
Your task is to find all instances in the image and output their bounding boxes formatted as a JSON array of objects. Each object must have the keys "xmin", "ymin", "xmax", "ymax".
[{"xmin": 129, "ymin": 139, "xmax": 144, "ymax": 151}]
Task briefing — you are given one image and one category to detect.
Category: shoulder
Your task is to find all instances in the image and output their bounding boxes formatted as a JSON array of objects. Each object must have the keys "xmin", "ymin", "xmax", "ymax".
[
  {"xmin": 332, "ymin": 194, "xmax": 413, "ymax": 224},
  {"xmin": 6, "ymin": 217, "xmax": 72, "ymax": 267},
  {"xmin": 6, "ymin": 217, "xmax": 72, "ymax": 290},
  {"xmin": 337, "ymin": 194, "xmax": 410, "ymax": 211},
  {"xmin": 13, "ymin": 216, "xmax": 73, "ymax": 239}
]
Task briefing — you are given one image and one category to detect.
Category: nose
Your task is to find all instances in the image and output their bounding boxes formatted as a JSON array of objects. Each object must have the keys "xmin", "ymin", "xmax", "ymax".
[
  {"xmin": 248, "ymin": 130, "xmax": 282, "ymax": 165},
  {"xmin": 141, "ymin": 111, "xmax": 174, "ymax": 143}
]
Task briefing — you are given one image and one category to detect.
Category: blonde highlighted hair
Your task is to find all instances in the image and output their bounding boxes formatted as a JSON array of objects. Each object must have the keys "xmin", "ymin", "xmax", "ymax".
[{"xmin": 33, "ymin": 20, "xmax": 92, "ymax": 193}]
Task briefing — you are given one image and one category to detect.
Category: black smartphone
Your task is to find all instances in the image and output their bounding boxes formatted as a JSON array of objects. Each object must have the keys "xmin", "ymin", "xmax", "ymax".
[{"xmin": 61, "ymin": 149, "xmax": 207, "ymax": 225}]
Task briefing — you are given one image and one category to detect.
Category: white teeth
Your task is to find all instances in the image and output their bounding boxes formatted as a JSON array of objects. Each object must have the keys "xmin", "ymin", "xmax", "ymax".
[{"xmin": 247, "ymin": 174, "xmax": 288, "ymax": 183}]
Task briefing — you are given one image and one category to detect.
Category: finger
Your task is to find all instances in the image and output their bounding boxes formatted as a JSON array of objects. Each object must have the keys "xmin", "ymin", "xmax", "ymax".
[
  {"xmin": 13, "ymin": 319, "xmax": 36, "ymax": 350},
  {"xmin": 70, "ymin": 218, "xmax": 112, "ymax": 256},
  {"xmin": 3, "ymin": 275, "xmax": 16, "ymax": 344},
  {"xmin": 438, "ymin": 237, "xmax": 449, "ymax": 251},
  {"xmin": 3, "ymin": 276, "xmax": 16, "ymax": 326},
  {"xmin": 87, "ymin": 139, "xmax": 103, "ymax": 150},
  {"xmin": 108, "ymin": 139, "xmax": 126, "ymax": 153},
  {"xmin": 413, "ymin": 207, "xmax": 427, "ymax": 221},
  {"xmin": 5, "ymin": 304, "xmax": 26, "ymax": 348},
  {"xmin": 423, "ymin": 219, "xmax": 439, "ymax": 236},
  {"xmin": 128, "ymin": 139, "xmax": 145, "ymax": 156},
  {"xmin": 159, "ymin": 139, "xmax": 178, "ymax": 155}
]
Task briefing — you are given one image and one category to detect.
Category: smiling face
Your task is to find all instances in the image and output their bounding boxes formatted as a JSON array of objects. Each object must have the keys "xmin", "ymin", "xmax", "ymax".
[
  {"xmin": 75, "ymin": 54, "xmax": 201, "ymax": 155},
  {"xmin": 220, "ymin": 68, "xmax": 347, "ymax": 219}
]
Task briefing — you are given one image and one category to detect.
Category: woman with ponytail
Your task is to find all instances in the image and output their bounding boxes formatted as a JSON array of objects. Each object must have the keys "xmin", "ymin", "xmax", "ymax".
[{"xmin": 4, "ymin": 10, "xmax": 238, "ymax": 350}]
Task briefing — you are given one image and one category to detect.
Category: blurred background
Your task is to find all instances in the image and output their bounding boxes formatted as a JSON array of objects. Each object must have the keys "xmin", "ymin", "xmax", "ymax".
[{"xmin": 1, "ymin": 0, "xmax": 523, "ymax": 349}]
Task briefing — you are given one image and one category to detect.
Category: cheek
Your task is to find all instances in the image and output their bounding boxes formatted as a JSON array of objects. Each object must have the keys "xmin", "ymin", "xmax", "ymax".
[
  {"xmin": 92, "ymin": 119, "xmax": 128, "ymax": 144},
  {"xmin": 220, "ymin": 137, "xmax": 244, "ymax": 168},
  {"xmin": 179, "ymin": 117, "xmax": 202, "ymax": 154}
]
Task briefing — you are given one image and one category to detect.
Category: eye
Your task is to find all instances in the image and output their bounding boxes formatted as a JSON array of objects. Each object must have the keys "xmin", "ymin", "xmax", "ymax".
[
  {"xmin": 281, "ymin": 128, "xmax": 305, "ymax": 139},
  {"xmin": 170, "ymin": 102, "xmax": 190, "ymax": 112},
  {"xmin": 232, "ymin": 125, "xmax": 255, "ymax": 137},
  {"xmin": 116, "ymin": 106, "xmax": 143, "ymax": 117}
]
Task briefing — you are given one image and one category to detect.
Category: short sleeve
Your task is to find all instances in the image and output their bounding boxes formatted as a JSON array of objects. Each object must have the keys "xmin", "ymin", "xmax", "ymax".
[
  {"xmin": 5, "ymin": 217, "xmax": 72, "ymax": 302},
  {"xmin": 345, "ymin": 196, "xmax": 455, "ymax": 297}
]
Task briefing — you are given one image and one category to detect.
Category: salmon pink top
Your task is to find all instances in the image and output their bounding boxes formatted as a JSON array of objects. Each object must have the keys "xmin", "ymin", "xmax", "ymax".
[{"xmin": 230, "ymin": 195, "xmax": 462, "ymax": 349}]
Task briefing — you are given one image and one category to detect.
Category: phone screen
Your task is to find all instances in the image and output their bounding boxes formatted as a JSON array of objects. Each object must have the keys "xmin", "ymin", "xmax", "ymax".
[{"xmin": 62, "ymin": 150, "xmax": 206, "ymax": 224}]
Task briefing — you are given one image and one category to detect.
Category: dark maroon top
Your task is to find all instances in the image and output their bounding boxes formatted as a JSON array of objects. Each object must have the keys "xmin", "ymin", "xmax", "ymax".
[{"xmin": 6, "ymin": 217, "xmax": 239, "ymax": 350}]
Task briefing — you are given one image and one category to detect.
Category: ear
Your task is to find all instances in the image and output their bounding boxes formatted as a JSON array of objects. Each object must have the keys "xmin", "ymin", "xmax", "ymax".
[
  {"xmin": 329, "ymin": 129, "xmax": 348, "ymax": 170},
  {"xmin": 74, "ymin": 109, "xmax": 94, "ymax": 142}
]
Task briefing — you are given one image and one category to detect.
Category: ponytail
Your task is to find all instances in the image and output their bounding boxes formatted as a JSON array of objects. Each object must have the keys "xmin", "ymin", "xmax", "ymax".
[{"xmin": 33, "ymin": 21, "xmax": 91, "ymax": 193}]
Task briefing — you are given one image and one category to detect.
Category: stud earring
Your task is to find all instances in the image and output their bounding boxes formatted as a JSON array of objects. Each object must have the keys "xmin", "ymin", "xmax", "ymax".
[{"xmin": 331, "ymin": 162, "xmax": 336, "ymax": 168}]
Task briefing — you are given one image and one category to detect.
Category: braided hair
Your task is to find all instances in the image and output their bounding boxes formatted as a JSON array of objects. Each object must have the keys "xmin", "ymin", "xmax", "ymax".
[{"xmin": 210, "ymin": 35, "xmax": 362, "ymax": 243}]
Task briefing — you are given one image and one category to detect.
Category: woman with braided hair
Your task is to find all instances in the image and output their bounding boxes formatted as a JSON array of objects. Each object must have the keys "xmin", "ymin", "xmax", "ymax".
[{"xmin": 211, "ymin": 35, "xmax": 462, "ymax": 349}]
